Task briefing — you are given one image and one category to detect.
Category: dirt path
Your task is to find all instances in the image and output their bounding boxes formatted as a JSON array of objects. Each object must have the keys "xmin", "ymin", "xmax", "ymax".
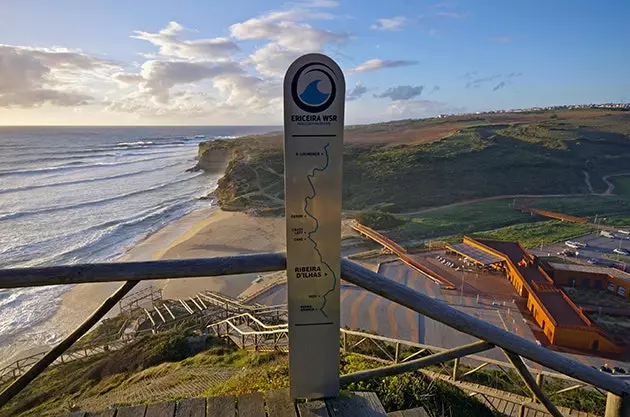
[{"xmin": 582, "ymin": 170, "xmax": 595, "ymax": 194}]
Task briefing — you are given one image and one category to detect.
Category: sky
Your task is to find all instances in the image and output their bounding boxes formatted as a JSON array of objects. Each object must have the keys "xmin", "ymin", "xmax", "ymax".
[{"xmin": 0, "ymin": 0, "xmax": 628, "ymax": 126}]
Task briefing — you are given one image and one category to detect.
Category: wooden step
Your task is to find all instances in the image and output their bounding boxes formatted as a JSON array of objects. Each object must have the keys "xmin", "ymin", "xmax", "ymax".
[{"xmin": 58, "ymin": 390, "xmax": 387, "ymax": 417}]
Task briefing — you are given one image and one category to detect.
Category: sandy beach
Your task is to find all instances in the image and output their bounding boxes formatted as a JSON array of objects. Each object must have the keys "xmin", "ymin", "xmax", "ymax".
[
  {"xmin": 7, "ymin": 209, "xmax": 286, "ymax": 366},
  {"xmin": 4, "ymin": 207, "xmax": 367, "ymax": 367}
]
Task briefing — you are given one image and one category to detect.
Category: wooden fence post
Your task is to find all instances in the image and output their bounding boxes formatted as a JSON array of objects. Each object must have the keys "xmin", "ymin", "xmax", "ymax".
[
  {"xmin": 534, "ymin": 373, "xmax": 544, "ymax": 402},
  {"xmin": 452, "ymin": 358, "xmax": 460, "ymax": 381},
  {"xmin": 394, "ymin": 342, "xmax": 400, "ymax": 363},
  {"xmin": 605, "ymin": 393, "xmax": 630, "ymax": 417}
]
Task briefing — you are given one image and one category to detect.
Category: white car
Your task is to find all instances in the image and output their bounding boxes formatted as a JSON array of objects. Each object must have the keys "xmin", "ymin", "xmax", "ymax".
[
  {"xmin": 613, "ymin": 248, "xmax": 629, "ymax": 256},
  {"xmin": 565, "ymin": 241, "xmax": 580, "ymax": 249}
]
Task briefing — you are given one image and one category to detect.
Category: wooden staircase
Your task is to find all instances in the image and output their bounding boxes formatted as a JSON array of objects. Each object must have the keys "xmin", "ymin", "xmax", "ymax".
[{"xmin": 57, "ymin": 389, "xmax": 389, "ymax": 417}]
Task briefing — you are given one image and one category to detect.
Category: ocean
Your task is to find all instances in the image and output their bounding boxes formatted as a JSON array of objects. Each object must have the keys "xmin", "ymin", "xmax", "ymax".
[{"xmin": 0, "ymin": 126, "xmax": 276, "ymax": 361}]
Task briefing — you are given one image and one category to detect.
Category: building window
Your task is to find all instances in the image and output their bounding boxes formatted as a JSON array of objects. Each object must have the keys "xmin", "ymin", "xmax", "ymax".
[
  {"xmin": 618, "ymin": 287, "xmax": 626, "ymax": 297},
  {"xmin": 593, "ymin": 339, "xmax": 599, "ymax": 351},
  {"xmin": 595, "ymin": 280, "xmax": 603, "ymax": 290}
]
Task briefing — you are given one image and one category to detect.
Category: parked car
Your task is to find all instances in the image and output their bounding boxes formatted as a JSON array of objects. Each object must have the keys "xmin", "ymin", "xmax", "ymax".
[
  {"xmin": 613, "ymin": 248, "xmax": 629, "ymax": 256},
  {"xmin": 613, "ymin": 367, "xmax": 627, "ymax": 375},
  {"xmin": 600, "ymin": 365, "xmax": 613, "ymax": 374}
]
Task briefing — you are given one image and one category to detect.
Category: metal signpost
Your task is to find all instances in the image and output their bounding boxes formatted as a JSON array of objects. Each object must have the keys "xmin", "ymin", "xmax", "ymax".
[{"xmin": 283, "ymin": 53, "xmax": 345, "ymax": 399}]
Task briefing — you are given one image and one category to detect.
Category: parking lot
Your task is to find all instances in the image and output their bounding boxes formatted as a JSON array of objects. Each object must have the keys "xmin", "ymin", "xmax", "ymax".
[{"xmin": 530, "ymin": 231, "xmax": 630, "ymax": 269}]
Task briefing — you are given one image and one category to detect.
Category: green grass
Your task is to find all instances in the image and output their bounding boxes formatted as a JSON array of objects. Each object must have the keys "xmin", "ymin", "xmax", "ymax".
[
  {"xmin": 75, "ymin": 315, "xmax": 129, "ymax": 347},
  {"xmin": 471, "ymin": 220, "xmax": 595, "ymax": 248},
  {"xmin": 209, "ymin": 112, "xmax": 630, "ymax": 214},
  {"xmin": 612, "ymin": 177, "xmax": 630, "ymax": 199},
  {"xmin": 362, "ymin": 198, "xmax": 601, "ymax": 244},
  {"xmin": 1, "ymin": 330, "xmax": 227, "ymax": 417},
  {"xmin": 526, "ymin": 195, "xmax": 630, "ymax": 219},
  {"xmin": 385, "ymin": 199, "xmax": 535, "ymax": 241},
  {"xmin": 210, "ymin": 353, "xmax": 501, "ymax": 417}
]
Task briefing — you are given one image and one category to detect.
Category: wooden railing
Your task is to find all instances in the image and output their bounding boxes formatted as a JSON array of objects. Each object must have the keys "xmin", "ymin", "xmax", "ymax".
[{"xmin": 0, "ymin": 253, "xmax": 629, "ymax": 417}]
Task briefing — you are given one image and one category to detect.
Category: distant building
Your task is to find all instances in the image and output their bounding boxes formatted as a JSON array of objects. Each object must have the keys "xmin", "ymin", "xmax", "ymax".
[{"xmin": 447, "ymin": 237, "xmax": 626, "ymax": 354}]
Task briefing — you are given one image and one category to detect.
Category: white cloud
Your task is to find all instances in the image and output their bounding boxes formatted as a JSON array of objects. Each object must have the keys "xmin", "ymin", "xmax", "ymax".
[
  {"xmin": 132, "ymin": 21, "xmax": 240, "ymax": 61},
  {"xmin": 375, "ymin": 85, "xmax": 424, "ymax": 101},
  {"xmin": 139, "ymin": 60, "xmax": 243, "ymax": 103},
  {"xmin": 347, "ymin": 82, "xmax": 367, "ymax": 101},
  {"xmin": 230, "ymin": 10, "xmax": 348, "ymax": 51},
  {"xmin": 0, "ymin": 44, "xmax": 118, "ymax": 108},
  {"xmin": 352, "ymin": 58, "xmax": 418, "ymax": 73},
  {"xmin": 248, "ymin": 43, "xmax": 301, "ymax": 78},
  {"xmin": 437, "ymin": 11, "xmax": 467, "ymax": 19},
  {"xmin": 371, "ymin": 16, "xmax": 407, "ymax": 31},
  {"xmin": 303, "ymin": 0, "xmax": 339, "ymax": 7}
]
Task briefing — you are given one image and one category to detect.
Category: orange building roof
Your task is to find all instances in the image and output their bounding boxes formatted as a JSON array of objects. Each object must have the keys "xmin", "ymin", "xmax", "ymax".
[{"xmin": 473, "ymin": 238, "xmax": 589, "ymax": 328}]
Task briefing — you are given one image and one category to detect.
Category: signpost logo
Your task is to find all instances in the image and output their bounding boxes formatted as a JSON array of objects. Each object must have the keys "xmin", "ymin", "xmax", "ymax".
[{"xmin": 291, "ymin": 62, "xmax": 337, "ymax": 113}]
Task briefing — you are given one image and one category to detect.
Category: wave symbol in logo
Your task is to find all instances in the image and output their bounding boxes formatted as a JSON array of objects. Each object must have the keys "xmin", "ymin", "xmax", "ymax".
[
  {"xmin": 300, "ymin": 79, "xmax": 330, "ymax": 106},
  {"xmin": 291, "ymin": 63, "xmax": 337, "ymax": 113}
]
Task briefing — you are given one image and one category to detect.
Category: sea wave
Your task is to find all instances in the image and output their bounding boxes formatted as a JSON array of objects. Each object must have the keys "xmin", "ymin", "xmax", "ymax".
[
  {"xmin": 0, "ymin": 161, "xmax": 184, "ymax": 195},
  {"xmin": 0, "ymin": 173, "xmax": 203, "ymax": 221},
  {"xmin": 116, "ymin": 141, "xmax": 154, "ymax": 146},
  {"xmin": 0, "ymin": 286, "xmax": 69, "ymax": 348},
  {"xmin": 11, "ymin": 199, "xmax": 196, "ymax": 268},
  {"xmin": 0, "ymin": 197, "xmax": 193, "ymax": 261},
  {"xmin": 0, "ymin": 154, "xmax": 186, "ymax": 177}
]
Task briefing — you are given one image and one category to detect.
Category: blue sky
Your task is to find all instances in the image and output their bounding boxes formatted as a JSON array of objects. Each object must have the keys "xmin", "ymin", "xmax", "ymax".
[{"xmin": 0, "ymin": 0, "xmax": 628, "ymax": 125}]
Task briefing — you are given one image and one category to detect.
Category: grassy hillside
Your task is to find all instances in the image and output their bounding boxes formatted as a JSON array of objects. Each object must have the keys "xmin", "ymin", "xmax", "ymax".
[
  {"xmin": 200, "ymin": 110, "xmax": 630, "ymax": 215},
  {"xmin": 2, "ymin": 329, "xmax": 499, "ymax": 417}
]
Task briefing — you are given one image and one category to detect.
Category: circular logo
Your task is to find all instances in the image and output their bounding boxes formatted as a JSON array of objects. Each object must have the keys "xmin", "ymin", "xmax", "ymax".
[{"xmin": 291, "ymin": 62, "xmax": 337, "ymax": 113}]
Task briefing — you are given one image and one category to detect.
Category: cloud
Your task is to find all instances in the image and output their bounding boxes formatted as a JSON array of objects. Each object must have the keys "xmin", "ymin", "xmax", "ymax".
[
  {"xmin": 375, "ymin": 85, "xmax": 424, "ymax": 101},
  {"xmin": 371, "ymin": 16, "xmax": 407, "ymax": 31},
  {"xmin": 229, "ymin": 9, "xmax": 348, "ymax": 51},
  {"xmin": 493, "ymin": 81, "xmax": 506, "ymax": 91},
  {"xmin": 303, "ymin": 0, "xmax": 339, "ymax": 7},
  {"xmin": 437, "ymin": 11, "xmax": 467, "ymax": 19},
  {"xmin": 133, "ymin": 21, "xmax": 239, "ymax": 61},
  {"xmin": 385, "ymin": 99, "xmax": 465, "ymax": 118},
  {"xmin": 247, "ymin": 43, "xmax": 302, "ymax": 78},
  {"xmin": 347, "ymin": 81, "xmax": 367, "ymax": 101},
  {"xmin": 464, "ymin": 72, "xmax": 521, "ymax": 89},
  {"xmin": 137, "ymin": 60, "xmax": 243, "ymax": 103},
  {"xmin": 230, "ymin": 3, "xmax": 348, "ymax": 79},
  {"xmin": 490, "ymin": 36, "xmax": 511, "ymax": 43},
  {"xmin": 429, "ymin": 85, "xmax": 440, "ymax": 94},
  {"xmin": 352, "ymin": 58, "xmax": 418, "ymax": 73},
  {"xmin": 0, "ymin": 44, "xmax": 117, "ymax": 108}
]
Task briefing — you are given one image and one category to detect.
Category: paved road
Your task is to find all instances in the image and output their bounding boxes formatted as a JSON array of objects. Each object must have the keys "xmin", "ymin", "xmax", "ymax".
[{"xmin": 531, "ymin": 232, "xmax": 630, "ymax": 267}]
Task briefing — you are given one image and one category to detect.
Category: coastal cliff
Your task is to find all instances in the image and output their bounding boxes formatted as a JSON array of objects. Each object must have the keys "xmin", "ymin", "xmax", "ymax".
[
  {"xmin": 192, "ymin": 135, "xmax": 284, "ymax": 214},
  {"xmin": 190, "ymin": 140, "xmax": 232, "ymax": 174},
  {"xmin": 193, "ymin": 110, "xmax": 630, "ymax": 216}
]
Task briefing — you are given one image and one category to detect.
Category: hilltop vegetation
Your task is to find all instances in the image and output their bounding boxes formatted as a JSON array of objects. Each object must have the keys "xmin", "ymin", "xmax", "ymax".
[{"xmin": 198, "ymin": 110, "xmax": 630, "ymax": 215}]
